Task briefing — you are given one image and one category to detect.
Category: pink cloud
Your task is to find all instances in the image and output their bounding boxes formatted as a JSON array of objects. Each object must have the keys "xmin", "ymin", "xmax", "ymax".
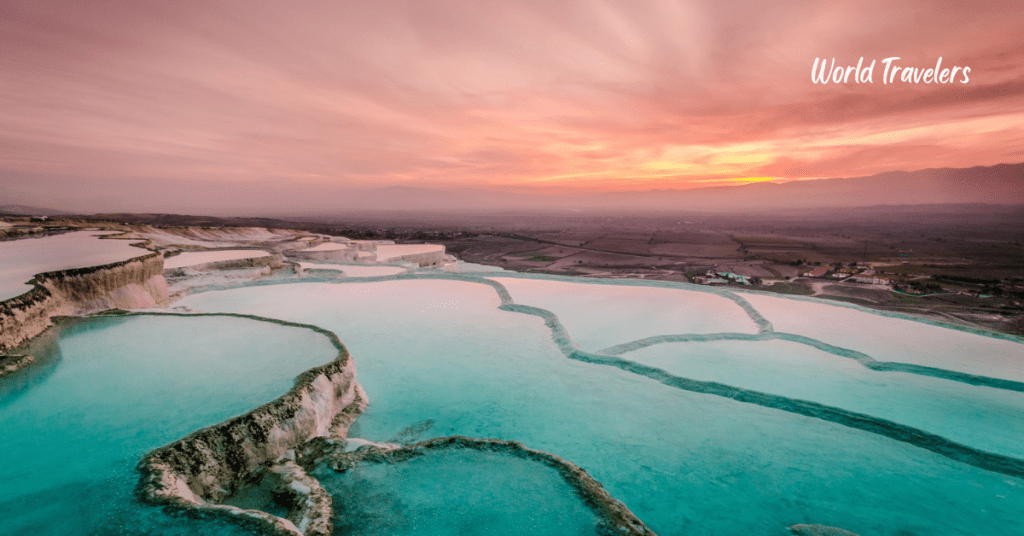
[{"xmin": 1, "ymin": 1, "xmax": 1022, "ymax": 212}]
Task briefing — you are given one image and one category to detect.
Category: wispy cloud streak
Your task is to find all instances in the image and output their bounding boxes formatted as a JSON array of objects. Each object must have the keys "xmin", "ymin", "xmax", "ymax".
[{"xmin": 0, "ymin": 1, "xmax": 1022, "ymax": 212}]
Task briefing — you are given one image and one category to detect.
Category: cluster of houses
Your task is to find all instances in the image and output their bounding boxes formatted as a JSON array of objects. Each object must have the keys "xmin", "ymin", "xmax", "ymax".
[
  {"xmin": 692, "ymin": 263, "xmax": 903, "ymax": 288},
  {"xmin": 802, "ymin": 264, "xmax": 892, "ymax": 286},
  {"xmin": 693, "ymin": 271, "xmax": 753, "ymax": 286}
]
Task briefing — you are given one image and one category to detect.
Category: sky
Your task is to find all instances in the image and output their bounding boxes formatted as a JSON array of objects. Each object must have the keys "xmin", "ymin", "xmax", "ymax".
[{"xmin": 1, "ymin": 1, "xmax": 1023, "ymax": 214}]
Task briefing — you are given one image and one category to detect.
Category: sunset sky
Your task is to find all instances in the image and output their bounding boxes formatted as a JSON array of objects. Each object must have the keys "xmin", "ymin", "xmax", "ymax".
[{"xmin": 1, "ymin": 1, "xmax": 1023, "ymax": 213}]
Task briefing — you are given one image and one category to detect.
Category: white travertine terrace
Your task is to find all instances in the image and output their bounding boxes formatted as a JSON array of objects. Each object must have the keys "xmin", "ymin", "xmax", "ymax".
[
  {"xmin": 164, "ymin": 250, "xmax": 272, "ymax": 270},
  {"xmin": 124, "ymin": 226, "xmax": 301, "ymax": 248},
  {"xmin": 296, "ymin": 263, "xmax": 407, "ymax": 277},
  {"xmin": 0, "ymin": 231, "xmax": 147, "ymax": 301},
  {"xmin": 175, "ymin": 275, "xmax": 1024, "ymax": 536},
  {"xmin": 299, "ymin": 243, "xmax": 350, "ymax": 252},
  {"xmin": 490, "ymin": 277, "xmax": 760, "ymax": 352},
  {"xmin": 373, "ymin": 244, "xmax": 445, "ymax": 262},
  {"xmin": 740, "ymin": 292, "xmax": 1024, "ymax": 382},
  {"xmin": 286, "ymin": 241, "xmax": 445, "ymax": 266}
]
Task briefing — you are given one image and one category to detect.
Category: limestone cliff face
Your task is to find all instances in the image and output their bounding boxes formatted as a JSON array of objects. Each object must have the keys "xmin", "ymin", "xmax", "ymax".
[
  {"xmin": 136, "ymin": 349, "xmax": 365, "ymax": 507},
  {"xmin": 0, "ymin": 253, "xmax": 168, "ymax": 352},
  {"xmin": 0, "ymin": 287, "xmax": 61, "ymax": 355},
  {"xmin": 286, "ymin": 248, "xmax": 357, "ymax": 263},
  {"xmin": 132, "ymin": 315, "xmax": 365, "ymax": 536},
  {"xmin": 391, "ymin": 249, "xmax": 445, "ymax": 266},
  {"xmin": 39, "ymin": 252, "xmax": 168, "ymax": 310}
]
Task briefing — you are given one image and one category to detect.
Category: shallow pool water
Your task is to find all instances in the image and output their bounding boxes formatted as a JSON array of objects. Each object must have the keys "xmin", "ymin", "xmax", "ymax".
[
  {"xmin": 0, "ymin": 231, "xmax": 147, "ymax": 300},
  {"xmin": 0, "ymin": 314, "xmax": 337, "ymax": 535},
  {"xmin": 490, "ymin": 276, "xmax": 760, "ymax": 351},
  {"xmin": 180, "ymin": 278, "xmax": 1024, "ymax": 536},
  {"xmin": 314, "ymin": 448, "xmax": 600, "ymax": 536},
  {"xmin": 740, "ymin": 292, "xmax": 1024, "ymax": 381},
  {"xmin": 624, "ymin": 338, "xmax": 1024, "ymax": 459}
]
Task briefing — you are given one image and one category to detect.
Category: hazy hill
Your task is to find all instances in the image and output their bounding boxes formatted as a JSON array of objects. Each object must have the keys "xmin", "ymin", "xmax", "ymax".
[
  {"xmin": 0, "ymin": 204, "xmax": 71, "ymax": 216},
  {"xmin": 3, "ymin": 163, "xmax": 1022, "ymax": 216}
]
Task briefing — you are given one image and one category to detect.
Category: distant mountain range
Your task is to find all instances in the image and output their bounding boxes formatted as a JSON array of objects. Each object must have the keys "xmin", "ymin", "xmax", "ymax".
[{"xmin": 3, "ymin": 163, "xmax": 1022, "ymax": 216}]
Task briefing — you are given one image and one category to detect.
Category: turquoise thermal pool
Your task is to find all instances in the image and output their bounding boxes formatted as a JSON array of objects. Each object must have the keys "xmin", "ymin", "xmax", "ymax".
[
  {"xmin": 177, "ymin": 275, "xmax": 1024, "ymax": 536},
  {"xmin": 2, "ymin": 267, "xmax": 1023, "ymax": 536},
  {"xmin": 313, "ymin": 446, "xmax": 601, "ymax": 536},
  {"xmin": 0, "ymin": 314, "xmax": 336, "ymax": 535}
]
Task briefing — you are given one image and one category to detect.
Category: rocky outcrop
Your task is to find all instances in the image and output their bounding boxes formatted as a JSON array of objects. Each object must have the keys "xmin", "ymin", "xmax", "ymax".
[
  {"xmin": 0, "ymin": 353, "xmax": 34, "ymax": 377},
  {"xmin": 0, "ymin": 252, "xmax": 168, "ymax": 352},
  {"xmin": 136, "ymin": 314, "xmax": 367, "ymax": 536},
  {"xmin": 223, "ymin": 455, "xmax": 334, "ymax": 536},
  {"xmin": 0, "ymin": 287, "xmax": 57, "ymax": 355}
]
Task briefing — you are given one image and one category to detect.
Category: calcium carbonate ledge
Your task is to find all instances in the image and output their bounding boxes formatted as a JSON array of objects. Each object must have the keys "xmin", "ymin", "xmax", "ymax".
[
  {"xmin": 0, "ymin": 250, "xmax": 167, "ymax": 356},
  {"xmin": 163, "ymin": 250, "xmax": 283, "ymax": 274}
]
